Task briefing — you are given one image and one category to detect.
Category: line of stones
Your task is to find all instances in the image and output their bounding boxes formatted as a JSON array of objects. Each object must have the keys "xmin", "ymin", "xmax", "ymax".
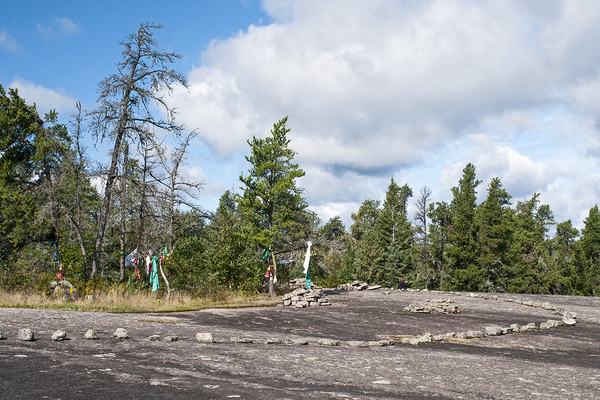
[{"xmin": 396, "ymin": 290, "xmax": 579, "ymax": 346}]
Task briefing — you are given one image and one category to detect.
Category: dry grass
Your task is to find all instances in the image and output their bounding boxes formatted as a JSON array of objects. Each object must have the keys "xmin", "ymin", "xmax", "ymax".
[{"xmin": 0, "ymin": 290, "xmax": 279, "ymax": 313}]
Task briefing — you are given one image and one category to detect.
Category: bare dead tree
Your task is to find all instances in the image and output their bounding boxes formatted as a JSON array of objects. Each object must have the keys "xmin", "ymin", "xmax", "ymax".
[{"xmin": 88, "ymin": 23, "xmax": 187, "ymax": 277}]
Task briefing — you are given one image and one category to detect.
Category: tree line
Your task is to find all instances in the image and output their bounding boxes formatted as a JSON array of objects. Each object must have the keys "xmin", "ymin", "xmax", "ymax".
[{"xmin": 1, "ymin": 24, "xmax": 598, "ymax": 296}]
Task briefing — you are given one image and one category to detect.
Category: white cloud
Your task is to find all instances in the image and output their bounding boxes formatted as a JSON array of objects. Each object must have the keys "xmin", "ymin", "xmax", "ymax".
[
  {"xmin": 9, "ymin": 78, "xmax": 77, "ymax": 116},
  {"xmin": 170, "ymin": 0, "xmax": 600, "ymax": 226},
  {"xmin": 0, "ymin": 29, "xmax": 21, "ymax": 52},
  {"xmin": 37, "ymin": 17, "xmax": 81, "ymax": 40}
]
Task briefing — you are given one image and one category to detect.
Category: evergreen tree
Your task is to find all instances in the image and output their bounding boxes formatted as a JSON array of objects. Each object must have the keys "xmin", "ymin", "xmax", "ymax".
[
  {"xmin": 238, "ymin": 116, "xmax": 307, "ymax": 250},
  {"xmin": 581, "ymin": 205, "xmax": 600, "ymax": 295},
  {"xmin": 447, "ymin": 163, "xmax": 481, "ymax": 291},
  {"xmin": 427, "ymin": 201, "xmax": 451, "ymax": 289},
  {"xmin": 476, "ymin": 177, "xmax": 512, "ymax": 292},
  {"xmin": 551, "ymin": 220, "xmax": 579, "ymax": 295}
]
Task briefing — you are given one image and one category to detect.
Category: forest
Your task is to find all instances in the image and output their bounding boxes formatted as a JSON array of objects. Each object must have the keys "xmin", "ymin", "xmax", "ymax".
[{"xmin": 1, "ymin": 24, "xmax": 599, "ymax": 298}]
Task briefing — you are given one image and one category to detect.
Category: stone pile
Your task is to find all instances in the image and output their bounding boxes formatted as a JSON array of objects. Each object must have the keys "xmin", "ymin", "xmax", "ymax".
[
  {"xmin": 282, "ymin": 288, "xmax": 331, "ymax": 307},
  {"xmin": 404, "ymin": 298, "xmax": 459, "ymax": 314},
  {"xmin": 336, "ymin": 280, "xmax": 369, "ymax": 291},
  {"xmin": 287, "ymin": 278, "xmax": 314, "ymax": 290}
]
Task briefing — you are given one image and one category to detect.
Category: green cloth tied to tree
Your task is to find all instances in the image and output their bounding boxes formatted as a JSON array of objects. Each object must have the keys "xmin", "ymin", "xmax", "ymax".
[{"xmin": 151, "ymin": 255, "xmax": 160, "ymax": 292}]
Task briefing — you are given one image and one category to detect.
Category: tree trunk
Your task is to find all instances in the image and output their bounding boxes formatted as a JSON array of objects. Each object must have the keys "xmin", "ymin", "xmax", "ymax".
[{"xmin": 119, "ymin": 141, "xmax": 129, "ymax": 282}]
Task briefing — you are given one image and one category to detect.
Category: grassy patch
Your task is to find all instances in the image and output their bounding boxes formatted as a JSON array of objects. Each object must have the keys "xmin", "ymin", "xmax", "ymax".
[{"xmin": 0, "ymin": 290, "xmax": 279, "ymax": 313}]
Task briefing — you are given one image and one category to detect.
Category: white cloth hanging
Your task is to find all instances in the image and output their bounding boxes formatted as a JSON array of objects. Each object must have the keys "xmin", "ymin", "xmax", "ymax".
[{"xmin": 303, "ymin": 241, "xmax": 312, "ymax": 274}]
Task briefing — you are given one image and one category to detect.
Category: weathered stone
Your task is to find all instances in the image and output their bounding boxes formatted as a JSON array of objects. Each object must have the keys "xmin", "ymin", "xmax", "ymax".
[
  {"xmin": 230, "ymin": 337, "xmax": 252, "ymax": 343},
  {"xmin": 319, "ymin": 302, "xmax": 332, "ymax": 306},
  {"xmin": 52, "ymin": 279, "xmax": 78, "ymax": 300},
  {"xmin": 347, "ymin": 341, "xmax": 369, "ymax": 348},
  {"xmin": 266, "ymin": 337, "xmax": 284, "ymax": 344},
  {"xmin": 290, "ymin": 339, "xmax": 308, "ymax": 345},
  {"xmin": 52, "ymin": 330, "xmax": 67, "ymax": 341},
  {"xmin": 520, "ymin": 323, "xmax": 537, "ymax": 332},
  {"xmin": 367, "ymin": 341, "xmax": 385, "ymax": 347},
  {"xmin": 485, "ymin": 326, "xmax": 503, "ymax": 336},
  {"xmin": 562, "ymin": 316, "xmax": 577, "ymax": 326},
  {"xmin": 18, "ymin": 328, "xmax": 34, "ymax": 341},
  {"xmin": 163, "ymin": 336, "xmax": 178, "ymax": 342},
  {"xmin": 295, "ymin": 302, "xmax": 307, "ymax": 308},
  {"xmin": 510, "ymin": 324, "xmax": 520, "ymax": 333},
  {"xmin": 84, "ymin": 329, "xmax": 98, "ymax": 340},
  {"xmin": 367, "ymin": 285, "xmax": 381, "ymax": 290},
  {"xmin": 417, "ymin": 332, "xmax": 433, "ymax": 343},
  {"xmin": 501, "ymin": 327, "xmax": 514, "ymax": 335},
  {"xmin": 85, "ymin": 295, "xmax": 94, "ymax": 302},
  {"xmin": 564, "ymin": 311, "xmax": 577, "ymax": 319},
  {"xmin": 318, "ymin": 339, "xmax": 340, "ymax": 346},
  {"xmin": 540, "ymin": 321, "xmax": 553, "ymax": 330},
  {"xmin": 432, "ymin": 335, "xmax": 445, "ymax": 342},
  {"xmin": 113, "ymin": 328, "xmax": 129, "ymax": 339},
  {"xmin": 149, "ymin": 335, "xmax": 161, "ymax": 341},
  {"xmin": 283, "ymin": 300, "xmax": 291, "ymax": 306},
  {"xmin": 402, "ymin": 337, "xmax": 421, "ymax": 345},
  {"xmin": 196, "ymin": 333, "xmax": 214, "ymax": 343},
  {"xmin": 290, "ymin": 296, "xmax": 301, "ymax": 301},
  {"xmin": 444, "ymin": 332, "xmax": 457, "ymax": 339}
]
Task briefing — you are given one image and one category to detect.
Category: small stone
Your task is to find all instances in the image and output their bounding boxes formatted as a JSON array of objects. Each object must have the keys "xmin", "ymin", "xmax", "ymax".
[
  {"xmin": 85, "ymin": 295, "xmax": 94, "ymax": 302},
  {"xmin": 562, "ymin": 316, "xmax": 577, "ymax": 326},
  {"xmin": 196, "ymin": 333, "xmax": 214, "ymax": 343},
  {"xmin": 367, "ymin": 341, "xmax": 385, "ymax": 347},
  {"xmin": 52, "ymin": 330, "xmax": 67, "ymax": 341},
  {"xmin": 367, "ymin": 285, "xmax": 381, "ymax": 290},
  {"xmin": 402, "ymin": 338, "xmax": 420, "ymax": 345},
  {"xmin": 432, "ymin": 335, "xmax": 445, "ymax": 342},
  {"xmin": 163, "ymin": 336, "xmax": 178, "ymax": 342},
  {"xmin": 230, "ymin": 337, "xmax": 252, "ymax": 343},
  {"xmin": 347, "ymin": 341, "xmax": 369, "ymax": 348},
  {"xmin": 509, "ymin": 324, "xmax": 520, "ymax": 333},
  {"xmin": 485, "ymin": 326, "xmax": 503, "ymax": 336},
  {"xmin": 283, "ymin": 300, "xmax": 292, "ymax": 306},
  {"xmin": 318, "ymin": 339, "xmax": 340, "ymax": 346},
  {"xmin": 84, "ymin": 329, "xmax": 98, "ymax": 340},
  {"xmin": 18, "ymin": 328, "xmax": 34, "ymax": 341},
  {"xmin": 113, "ymin": 328, "xmax": 129, "ymax": 339},
  {"xmin": 290, "ymin": 339, "xmax": 308, "ymax": 345},
  {"xmin": 149, "ymin": 335, "xmax": 161, "ymax": 341},
  {"xmin": 520, "ymin": 323, "xmax": 537, "ymax": 332}
]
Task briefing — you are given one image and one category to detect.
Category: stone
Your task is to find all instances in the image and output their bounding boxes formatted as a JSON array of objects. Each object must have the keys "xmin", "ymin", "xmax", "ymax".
[
  {"xmin": 444, "ymin": 332, "xmax": 457, "ymax": 339},
  {"xmin": 18, "ymin": 328, "xmax": 34, "ymax": 341},
  {"xmin": 520, "ymin": 323, "xmax": 537, "ymax": 332},
  {"xmin": 290, "ymin": 339, "xmax": 308, "ymax": 345},
  {"xmin": 230, "ymin": 337, "xmax": 253, "ymax": 343},
  {"xmin": 432, "ymin": 335, "xmax": 445, "ymax": 342},
  {"xmin": 163, "ymin": 336, "xmax": 178, "ymax": 342},
  {"xmin": 367, "ymin": 285, "xmax": 382, "ymax": 290},
  {"xmin": 367, "ymin": 341, "xmax": 386, "ymax": 347},
  {"xmin": 417, "ymin": 332, "xmax": 433, "ymax": 343},
  {"xmin": 539, "ymin": 321, "xmax": 553, "ymax": 330},
  {"xmin": 266, "ymin": 337, "xmax": 285, "ymax": 344},
  {"xmin": 510, "ymin": 324, "xmax": 520, "ymax": 333},
  {"xmin": 283, "ymin": 300, "xmax": 291, "ymax": 306},
  {"xmin": 485, "ymin": 326, "xmax": 503, "ymax": 336},
  {"xmin": 402, "ymin": 338, "xmax": 421, "ymax": 345},
  {"xmin": 295, "ymin": 302, "xmax": 307, "ymax": 308},
  {"xmin": 318, "ymin": 339, "xmax": 340, "ymax": 346},
  {"xmin": 84, "ymin": 329, "xmax": 98, "ymax": 340},
  {"xmin": 52, "ymin": 330, "xmax": 67, "ymax": 341},
  {"xmin": 347, "ymin": 341, "xmax": 369, "ymax": 348},
  {"xmin": 149, "ymin": 335, "xmax": 161, "ymax": 341},
  {"xmin": 53, "ymin": 279, "xmax": 78, "ymax": 300},
  {"xmin": 113, "ymin": 328, "xmax": 129, "ymax": 339},
  {"xmin": 196, "ymin": 333, "xmax": 214, "ymax": 343},
  {"xmin": 501, "ymin": 327, "xmax": 514, "ymax": 335},
  {"xmin": 562, "ymin": 316, "xmax": 577, "ymax": 326},
  {"xmin": 564, "ymin": 311, "xmax": 577, "ymax": 319},
  {"xmin": 85, "ymin": 295, "xmax": 94, "ymax": 302}
]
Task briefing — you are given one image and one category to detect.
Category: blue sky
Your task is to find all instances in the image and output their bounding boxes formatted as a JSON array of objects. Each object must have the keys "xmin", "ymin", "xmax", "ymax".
[{"xmin": 2, "ymin": 0, "xmax": 600, "ymax": 232}]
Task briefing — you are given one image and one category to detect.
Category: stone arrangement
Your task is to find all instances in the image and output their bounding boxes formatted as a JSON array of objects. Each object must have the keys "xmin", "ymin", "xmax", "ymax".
[
  {"xmin": 282, "ymin": 288, "xmax": 331, "ymax": 307},
  {"xmin": 404, "ymin": 298, "xmax": 459, "ymax": 314},
  {"xmin": 286, "ymin": 277, "xmax": 314, "ymax": 290},
  {"xmin": 336, "ymin": 280, "xmax": 369, "ymax": 291}
]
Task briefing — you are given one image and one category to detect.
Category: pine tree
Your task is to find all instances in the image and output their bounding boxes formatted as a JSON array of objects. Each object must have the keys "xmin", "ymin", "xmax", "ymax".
[
  {"xmin": 476, "ymin": 177, "xmax": 512, "ymax": 292},
  {"xmin": 447, "ymin": 163, "xmax": 481, "ymax": 291},
  {"xmin": 581, "ymin": 205, "xmax": 600, "ymax": 296},
  {"xmin": 238, "ymin": 116, "xmax": 307, "ymax": 250}
]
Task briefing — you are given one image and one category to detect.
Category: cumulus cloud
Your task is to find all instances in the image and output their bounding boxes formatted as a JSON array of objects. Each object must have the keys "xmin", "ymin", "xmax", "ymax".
[
  {"xmin": 10, "ymin": 78, "xmax": 77, "ymax": 116},
  {"xmin": 0, "ymin": 29, "xmax": 21, "ymax": 52},
  {"xmin": 37, "ymin": 17, "xmax": 81, "ymax": 40},
  {"xmin": 169, "ymin": 0, "xmax": 600, "ymax": 226}
]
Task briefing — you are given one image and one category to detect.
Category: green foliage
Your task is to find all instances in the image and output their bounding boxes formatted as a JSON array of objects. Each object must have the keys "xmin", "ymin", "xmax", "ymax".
[{"xmin": 238, "ymin": 116, "xmax": 307, "ymax": 249}]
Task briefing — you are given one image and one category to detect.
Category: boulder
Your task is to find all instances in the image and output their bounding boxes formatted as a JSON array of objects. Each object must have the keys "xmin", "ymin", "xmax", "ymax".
[
  {"xmin": 52, "ymin": 330, "xmax": 67, "ymax": 341},
  {"xmin": 196, "ymin": 333, "xmax": 214, "ymax": 343},
  {"xmin": 485, "ymin": 326, "xmax": 503, "ymax": 336},
  {"xmin": 401, "ymin": 337, "xmax": 421, "ymax": 345},
  {"xmin": 18, "ymin": 328, "xmax": 34, "ymax": 341},
  {"xmin": 52, "ymin": 279, "xmax": 78, "ymax": 300}
]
